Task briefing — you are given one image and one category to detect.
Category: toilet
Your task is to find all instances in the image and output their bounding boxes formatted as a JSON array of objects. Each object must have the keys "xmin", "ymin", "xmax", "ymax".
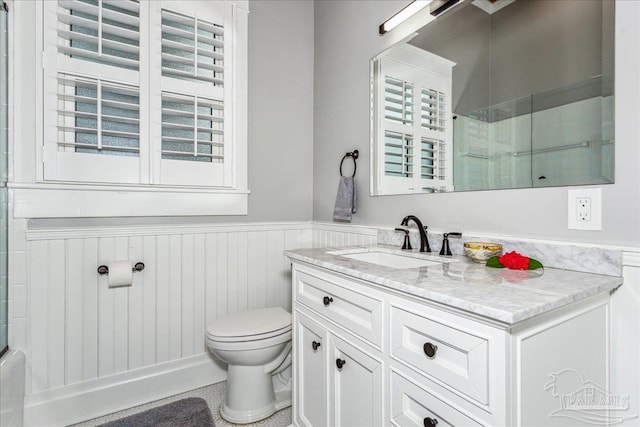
[{"xmin": 206, "ymin": 307, "xmax": 292, "ymax": 424}]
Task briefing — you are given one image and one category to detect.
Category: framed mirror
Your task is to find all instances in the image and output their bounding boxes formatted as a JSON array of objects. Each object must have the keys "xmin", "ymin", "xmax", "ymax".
[{"xmin": 370, "ymin": 0, "xmax": 614, "ymax": 195}]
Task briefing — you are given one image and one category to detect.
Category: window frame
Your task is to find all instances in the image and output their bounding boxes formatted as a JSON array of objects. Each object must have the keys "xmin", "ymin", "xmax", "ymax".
[{"xmin": 9, "ymin": 0, "xmax": 249, "ymax": 218}]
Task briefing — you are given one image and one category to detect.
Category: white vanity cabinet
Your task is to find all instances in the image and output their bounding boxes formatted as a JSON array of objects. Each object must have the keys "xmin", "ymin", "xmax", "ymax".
[
  {"xmin": 294, "ymin": 268, "xmax": 384, "ymax": 427},
  {"xmin": 290, "ymin": 261, "xmax": 612, "ymax": 427}
]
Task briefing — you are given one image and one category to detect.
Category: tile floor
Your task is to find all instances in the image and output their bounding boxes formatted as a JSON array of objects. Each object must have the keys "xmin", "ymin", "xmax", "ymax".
[{"xmin": 71, "ymin": 381, "xmax": 292, "ymax": 427}]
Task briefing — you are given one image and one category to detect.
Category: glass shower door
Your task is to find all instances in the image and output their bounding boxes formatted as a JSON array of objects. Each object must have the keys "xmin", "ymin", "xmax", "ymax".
[{"xmin": 0, "ymin": 1, "xmax": 8, "ymax": 357}]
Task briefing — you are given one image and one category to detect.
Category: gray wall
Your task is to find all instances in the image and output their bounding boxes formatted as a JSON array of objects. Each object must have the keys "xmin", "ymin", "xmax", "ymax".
[
  {"xmin": 33, "ymin": 0, "xmax": 315, "ymax": 228},
  {"xmin": 313, "ymin": 0, "xmax": 640, "ymax": 247},
  {"xmin": 244, "ymin": 0, "xmax": 314, "ymax": 222}
]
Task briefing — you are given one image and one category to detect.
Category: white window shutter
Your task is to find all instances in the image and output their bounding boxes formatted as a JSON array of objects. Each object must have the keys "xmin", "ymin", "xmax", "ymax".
[
  {"xmin": 153, "ymin": 1, "xmax": 233, "ymax": 187},
  {"xmin": 56, "ymin": 0, "xmax": 141, "ymax": 70},
  {"xmin": 43, "ymin": 0, "xmax": 146, "ymax": 184},
  {"xmin": 56, "ymin": 75, "xmax": 140, "ymax": 156},
  {"xmin": 420, "ymin": 85, "xmax": 452, "ymax": 192},
  {"xmin": 41, "ymin": 0, "xmax": 246, "ymax": 195},
  {"xmin": 159, "ymin": 92, "xmax": 225, "ymax": 185},
  {"xmin": 161, "ymin": 9, "xmax": 224, "ymax": 86},
  {"xmin": 373, "ymin": 45, "xmax": 454, "ymax": 194},
  {"xmin": 384, "ymin": 131, "xmax": 413, "ymax": 179}
]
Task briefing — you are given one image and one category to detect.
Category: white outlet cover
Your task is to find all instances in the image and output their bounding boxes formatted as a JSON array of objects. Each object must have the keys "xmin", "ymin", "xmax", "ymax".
[{"xmin": 568, "ymin": 188, "xmax": 602, "ymax": 230}]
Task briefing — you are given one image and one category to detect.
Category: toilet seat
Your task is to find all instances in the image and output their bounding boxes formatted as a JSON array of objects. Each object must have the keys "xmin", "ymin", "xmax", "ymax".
[
  {"xmin": 207, "ymin": 325, "xmax": 291, "ymax": 343},
  {"xmin": 206, "ymin": 307, "xmax": 291, "ymax": 343}
]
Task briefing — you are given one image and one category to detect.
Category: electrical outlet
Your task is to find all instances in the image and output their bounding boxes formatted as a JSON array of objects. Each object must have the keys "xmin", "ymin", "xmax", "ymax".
[
  {"xmin": 568, "ymin": 189, "xmax": 601, "ymax": 230},
  {"xmin": 576, "ymin": 197, "xmax": 591, "ymax": 222}
]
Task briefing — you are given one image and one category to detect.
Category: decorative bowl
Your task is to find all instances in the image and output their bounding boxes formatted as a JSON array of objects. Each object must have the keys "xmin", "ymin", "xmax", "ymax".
[{"xmin": 463, "ymin": 242, "xmax": 503, "ymax": 263}]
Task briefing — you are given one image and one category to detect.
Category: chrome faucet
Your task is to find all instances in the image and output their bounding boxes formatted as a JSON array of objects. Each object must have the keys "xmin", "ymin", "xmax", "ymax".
[{"xmin": 400, "ymin": 215, "xmax": 431, "ymax": 253}]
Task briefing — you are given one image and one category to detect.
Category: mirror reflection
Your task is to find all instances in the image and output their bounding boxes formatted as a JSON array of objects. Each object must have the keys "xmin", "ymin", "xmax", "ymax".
[{"xmin": 370, "ymin": 0, "xmax": 614, "ymax": 195}]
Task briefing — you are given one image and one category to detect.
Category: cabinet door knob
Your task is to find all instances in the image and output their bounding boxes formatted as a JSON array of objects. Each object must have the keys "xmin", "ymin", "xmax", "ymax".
[
  {"xmin": 423, "ymin": 342, "xmax": 438, "ymax": 358},
  {"xmin": 312, "ymin": 341, "xmax": 321, "ymax": 351},
  {"xmin": 323, "ymin": 296, "xmax": 334, "ymax": 306},
  {"xmin": 336, "ymin": 358, "xmax": 346, "ymax": 369},
  {"xmin": 424, "ymin": 417, "xmax": 438, "ymax": 427}
]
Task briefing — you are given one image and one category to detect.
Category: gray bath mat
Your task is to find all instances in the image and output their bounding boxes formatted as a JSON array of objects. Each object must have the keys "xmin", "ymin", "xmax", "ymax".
[{"xmin": 98, "ymin": 397, "xmax": 214, "ymax": 427}]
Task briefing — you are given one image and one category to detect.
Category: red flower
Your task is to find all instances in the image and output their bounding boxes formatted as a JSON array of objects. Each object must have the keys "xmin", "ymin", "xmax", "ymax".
[{"xmin": 498, "ymin": 251, "xmax": 530, "ymax": 270}]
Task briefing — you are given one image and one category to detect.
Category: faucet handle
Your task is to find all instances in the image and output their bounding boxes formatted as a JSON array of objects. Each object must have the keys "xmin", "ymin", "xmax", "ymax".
[
  {"xmin": 439, "ymin": 232, "xmax": 462, "ymax": 256},
  {"xmin": 394, "ymin": 227, "xmax": 412, "ymax": 250}
]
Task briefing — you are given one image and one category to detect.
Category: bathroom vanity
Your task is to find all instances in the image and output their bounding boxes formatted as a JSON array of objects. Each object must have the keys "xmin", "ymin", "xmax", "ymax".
[{"xmin": 285, "ymin": 246, "xmax": 622, "ymax": 426}]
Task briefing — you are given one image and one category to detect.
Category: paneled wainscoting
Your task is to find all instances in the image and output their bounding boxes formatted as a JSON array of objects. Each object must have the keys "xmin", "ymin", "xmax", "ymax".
[
  {"xmin": 17, "ymin": 221, "xmax": 376, "ymax": 426},
  {"xmin": 311, "ymin": 223, "xmax": 378, "ymax": 248},
  {"xmin": 10, "ymin": 220, "xmax": 639, "ymax": 426}
]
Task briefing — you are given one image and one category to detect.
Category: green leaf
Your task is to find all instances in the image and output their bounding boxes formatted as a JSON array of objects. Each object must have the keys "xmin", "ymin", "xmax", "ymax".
[
  {"xmin": 528, "ymin": 258, "xmax": 544, "ymax": 270},
  {"xmin": 485, "ymin": 256, "xmax": 505, "ymax": 268}
]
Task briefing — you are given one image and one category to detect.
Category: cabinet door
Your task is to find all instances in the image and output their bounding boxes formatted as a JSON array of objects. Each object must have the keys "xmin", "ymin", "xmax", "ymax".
[
  {"xmin": 294, "ymin": 312, "xmax": 327, "ymax": 427},
  {"xmin": 329, "ymin": 335, "xmax": 383, "ymax": 427}
]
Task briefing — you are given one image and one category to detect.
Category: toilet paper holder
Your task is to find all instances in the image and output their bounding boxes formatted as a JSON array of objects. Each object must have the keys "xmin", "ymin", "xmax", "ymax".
[{"xmin": 97, "ymin": 262, "xmax": 145, "ymax": 276}]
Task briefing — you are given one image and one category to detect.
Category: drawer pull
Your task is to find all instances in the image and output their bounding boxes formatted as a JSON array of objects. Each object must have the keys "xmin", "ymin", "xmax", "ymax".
[
  {"xmin": 423, "ymin": 342, "xmax": 438, "ymax": 358},
  {"xmin": 423, "ymin": 417, "xmax": 438, "ymax": 426},
  {"xmin": 336, "ymin": 358, "xmax": 346, "ymax": 369},
  {"xmin": 312, "ymin": 341, "xmax": 321, "ymax": 351},
  {"xmin": 323, "ymin": 296, "xmax": 334, "ymax": 306}
]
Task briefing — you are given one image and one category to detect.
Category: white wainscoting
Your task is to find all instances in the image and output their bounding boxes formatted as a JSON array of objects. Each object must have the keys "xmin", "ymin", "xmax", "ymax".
[
  {"xmin": 311, "ymin": 222, "xmax": 378, "ymax": 248},
  {"xmin": 18, "ymin": 221, "xmax": 377, "ymax": 426},
  {"xmin": 22, "ymin": 222, "xmax": 315, "ymax": 426}
]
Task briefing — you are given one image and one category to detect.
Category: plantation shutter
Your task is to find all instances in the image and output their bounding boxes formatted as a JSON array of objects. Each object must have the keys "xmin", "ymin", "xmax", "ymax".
[
  {"xmin": 56, "ymin": 75, "xmax": 140, "ymax": 156},
  {"xmin": 161, "ymin": 9, "xmax": 224, "ymax": 86},
  {"xmin": 42, "ymin": 0, "xmax": 240, "ymax": 189},
  {"xmin": 420, "ymin": 87, "xmax": 450, "ymax": 190},
  {"xmin": 372, "ymin": 46, "xmax": 453, "ymax": 194},
  {"xmin": 154, "ymin": 1, "xmax": 232, "ymax": 186},
  {"xmin": 56, "ymin": 0, "xmax": 141, "ymax": 70},
  {"xmin": 383, "ymin": 77, "xmax": 414, "ymax": 179},
  {"xmin": 43, "ymin": 0, "xmax": 146, "ymax": 184}
]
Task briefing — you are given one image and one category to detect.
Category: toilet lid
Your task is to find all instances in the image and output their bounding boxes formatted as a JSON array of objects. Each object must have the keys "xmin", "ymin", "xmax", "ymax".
[{"xmin": 206, "ymin": 307, "xmax": 292, "ymax": 340}]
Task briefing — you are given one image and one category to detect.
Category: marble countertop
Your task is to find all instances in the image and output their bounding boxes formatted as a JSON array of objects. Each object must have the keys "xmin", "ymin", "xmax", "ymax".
[{"xmin": 285, "ymin": 245, "xmax": 623, "ymax": 325}]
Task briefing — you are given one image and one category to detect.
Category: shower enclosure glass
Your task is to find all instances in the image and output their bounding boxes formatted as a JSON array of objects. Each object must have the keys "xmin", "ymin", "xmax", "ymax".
[
  {"xmin": 453, "ymin": 76, "xmax": 614, "ymax": 191},
  {"xmin": 0, "ymin": 2, "xmax": 8, "ymax": 357}
]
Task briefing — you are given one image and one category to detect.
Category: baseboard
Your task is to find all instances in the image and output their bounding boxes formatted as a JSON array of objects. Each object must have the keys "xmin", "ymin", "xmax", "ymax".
[{"xmin": 23, "ymin": 353, "xmax": 226, "ymax": 427}]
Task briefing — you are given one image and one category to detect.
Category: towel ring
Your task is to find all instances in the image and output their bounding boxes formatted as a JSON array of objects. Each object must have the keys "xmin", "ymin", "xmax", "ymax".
[{"xmin": 340, "ymin": 150, "xmax": 359, "ymax": 177}]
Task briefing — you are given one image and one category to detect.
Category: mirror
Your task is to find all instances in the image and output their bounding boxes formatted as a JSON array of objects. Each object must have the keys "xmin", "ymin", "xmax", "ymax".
[{"xmin": 370, "ymin": 0, "xmax": 614, "ymax": 195}]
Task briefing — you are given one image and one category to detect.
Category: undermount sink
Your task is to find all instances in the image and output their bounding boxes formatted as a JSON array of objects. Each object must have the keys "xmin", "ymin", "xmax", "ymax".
[{"xmin": 328, "ymin": 248, "xmax": 455, "ymax": 269}]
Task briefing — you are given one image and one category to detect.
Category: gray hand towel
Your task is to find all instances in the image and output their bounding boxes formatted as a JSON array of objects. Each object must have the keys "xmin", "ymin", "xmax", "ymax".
[{"xmin": 333, "ymin": 176, "xmax": 357, "ymax": 222}]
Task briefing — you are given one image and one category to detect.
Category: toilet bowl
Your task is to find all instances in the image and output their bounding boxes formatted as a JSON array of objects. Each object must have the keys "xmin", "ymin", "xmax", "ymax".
[{"xmin": 206, "ymin": 307, "xmax": 292, "ymax": 424}]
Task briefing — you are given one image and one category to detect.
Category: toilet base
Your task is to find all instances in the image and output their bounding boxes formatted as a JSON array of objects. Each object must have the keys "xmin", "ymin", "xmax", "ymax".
[
  {"xmin": 219, "ymin": 365, "xmax": 292, "ymax": 424},
  {"xmin": 219, "ymin": 385, "xmax": 291, "ymax": 424}
]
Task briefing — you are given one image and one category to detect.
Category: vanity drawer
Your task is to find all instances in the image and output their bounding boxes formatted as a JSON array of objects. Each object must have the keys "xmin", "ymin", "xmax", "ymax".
[
  {"xmin": 390, "ymin": 305, "xmax": 490, "ymax": 405},
  {"xmin": 390, "ymin": 369, "xmax": 482, "ymax": 427},
  {"xmin": 294, "ymin": 268, "xmax": 383, "ymax": 347}
]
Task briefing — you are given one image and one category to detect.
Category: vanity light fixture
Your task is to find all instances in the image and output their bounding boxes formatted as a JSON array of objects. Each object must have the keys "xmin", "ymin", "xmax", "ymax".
[
  {"xmin": 429, "ymin": 0, "xmax": 462, "ymax": 17},
  {"xmin": 379, "ymin": 0, "xmax": 430, "ymax": 35},
  {"xmin": 379, "ymin": 0, "xmax": 463, "ymax": 35}
]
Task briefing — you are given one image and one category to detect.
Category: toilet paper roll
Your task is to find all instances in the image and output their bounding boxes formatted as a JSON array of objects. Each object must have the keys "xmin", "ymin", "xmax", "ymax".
[{"xmin": 108, "ymin": 261, "xmax": 133, "ymax": 288}]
